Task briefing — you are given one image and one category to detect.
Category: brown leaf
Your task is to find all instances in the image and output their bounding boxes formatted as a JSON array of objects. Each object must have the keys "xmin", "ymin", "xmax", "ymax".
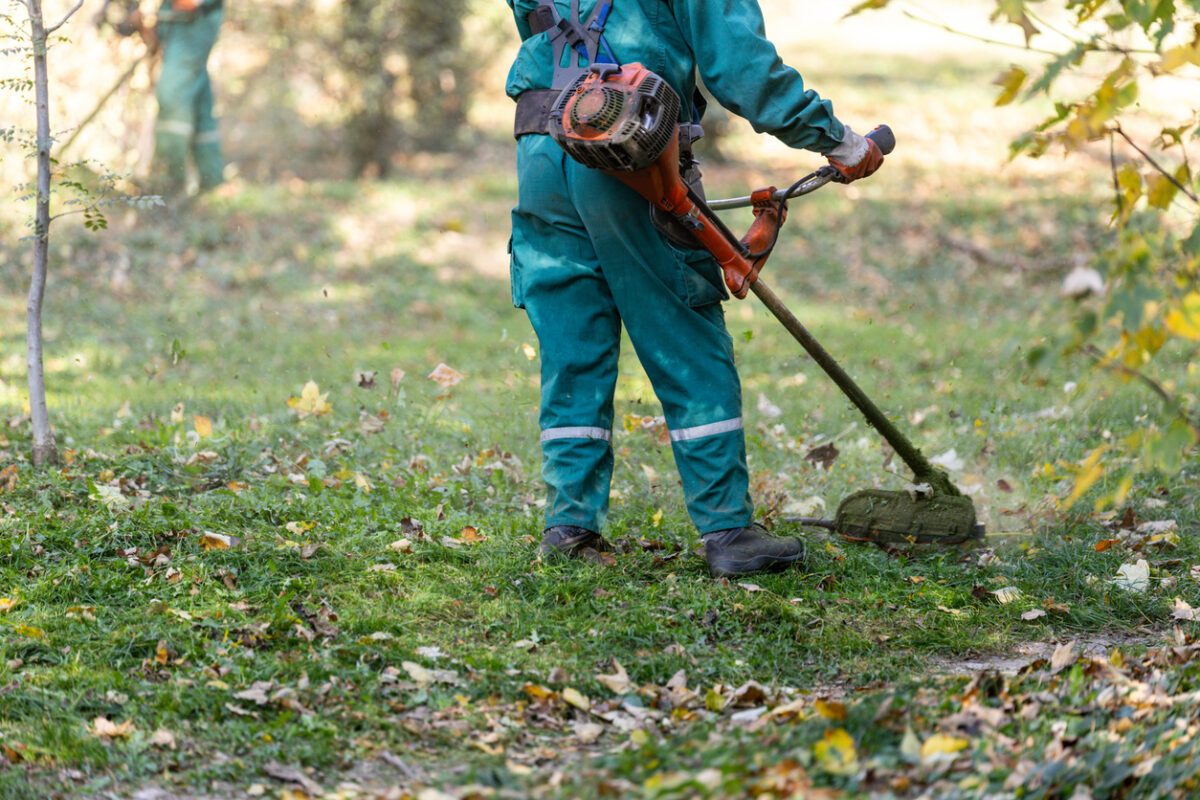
[
  {"xmin": 1094, "ymin": 539, "xmax": 1122, "ymax": 552},
  {"xmin": 996, "ymin": 479, "xmax": 1014, "ymax": 493},
  {"xmin": 458, "ymin": 526, "xmax": 487, "ymax": 544},
  {"xmin": 805, "ymin": 443, "xmax": 840, "ymax": 471},
  {"xmin": 0, "ymin": 465, "xmax": 18, "ymax": 493}
]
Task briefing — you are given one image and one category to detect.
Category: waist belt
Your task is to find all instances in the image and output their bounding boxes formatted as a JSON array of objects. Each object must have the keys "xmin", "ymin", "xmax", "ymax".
[{"xmin": 514, "ymin": 90, "xmax": 560, "ymax": 138}]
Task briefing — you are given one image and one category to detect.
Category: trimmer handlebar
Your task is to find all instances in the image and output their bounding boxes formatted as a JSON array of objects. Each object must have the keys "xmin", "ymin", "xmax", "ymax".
[
  {"xmin": 707, "ymin": 124, "xmax": 895, "ymax": 211},
  {"xmin": 867, "ymin": 124, "xmax": 895, "ymax": 155}
]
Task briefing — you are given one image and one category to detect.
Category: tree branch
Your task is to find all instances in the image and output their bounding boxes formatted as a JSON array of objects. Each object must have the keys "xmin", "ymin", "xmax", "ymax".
[
  {"xmin": 1110, "ymin": 131, "xmax": 1124, "ymax": 222},
  {"xmin": 46, "ymin": 0, "xmax": 85, "ymax": 35},
  {"xmin": 901, "ymin": 10, "xmax": 1061, "ymax": 56},
  {"xmin": 1114, "ymin": 124, "xmax": 1200, "ymax": 205}
]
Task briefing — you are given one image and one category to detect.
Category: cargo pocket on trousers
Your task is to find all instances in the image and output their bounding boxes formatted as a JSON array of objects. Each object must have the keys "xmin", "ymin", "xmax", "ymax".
[
  {"xmin": 508, "ymin": 236, "xmax": 526, "ymax": 309},
  {"xmin": 675, "ymin": 246, "xmax": 729, "ymax": 308}
]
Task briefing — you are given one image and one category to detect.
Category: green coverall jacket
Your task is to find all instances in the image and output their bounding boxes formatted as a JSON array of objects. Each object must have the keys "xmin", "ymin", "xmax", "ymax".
[{"xmin": 505, "ymin": 0, "xmax": 849, "ymax": 535}]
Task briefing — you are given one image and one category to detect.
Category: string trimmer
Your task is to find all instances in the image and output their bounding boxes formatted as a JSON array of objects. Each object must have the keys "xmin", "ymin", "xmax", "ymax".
[{"xmin": 548, "ymin": 62, "xmax": 984, "ymax": 546}]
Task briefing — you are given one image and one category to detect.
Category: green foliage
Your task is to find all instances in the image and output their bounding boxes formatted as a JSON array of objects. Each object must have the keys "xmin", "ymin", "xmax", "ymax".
[
  {"xmin": 331, "ymin": 0, "xmax": 473, "ymax": 177},
  {"xmin": 855, "ymin": 0, "xmax": 1200, "ymax": 509}
]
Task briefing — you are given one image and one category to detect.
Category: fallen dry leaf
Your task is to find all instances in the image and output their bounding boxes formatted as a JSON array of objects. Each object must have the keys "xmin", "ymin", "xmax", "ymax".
[
  {"xmin": 427, "ymin": 363, "xmax": 465, "ymax": 389},
  {"xmin": 992, "ymin": 586, "xmax": 1023, "ymax": 605},
  {"xmin": 458, "ymin": 526, "xmax": 487, "ymax": 544},
  {"xmin": 1021, "ymin": 609, "xmax": 1048, "ymax": 622},
  {"xmin": 200, "ymin": 532, "xmax": 238, "ymax": 551},
  {"xmin": 287, "ymin": 381, "xmax": 332, "ymax": 418},
  {"xmin": 813, "ymin": 728, "xmax": 858, "ymax": 776},
  {"xmin": 0, "ymin": 465, "xmax": 18, "ymax": 493},
  {"xmin": 1050, "ymin": 641, "xmax": 1078, "ymax": 674},
  {"xmin": 193, "ymin": 415, "xmax": 213, "ymax": 439},
  {"xmin": 595, "ymin": 660, "xmax": 634, "ymax": 695},
  {"xmin": 90, "ymin": 716, "xmax": 135, "ymax": 739},
  {"xmin": 1172, "ymin": 597, "xmax": 1200, "ymax": 622},
  {"xmin": 402, "ymin": 661, "xmax": 459, "ymax": 686},
  {"xmin": 805, "ymin": 443, "xmax": 840, "ymax": 471},
  {"xmin": 562, "ymin": 687, "xmax": 591, "ymax": 711},
  {"xmin": 814, "ymin": 699, "xmax": 847, "ymax": 722},
  {"xmin": 150, "ymin": 729, "xmax": 176, "ymax": 749},
  {"xmin": 1114, "ymin": 559, "xmax": 1150, "ymax": 593},
  {"xmin": 389, "ymin": 539, "xmax": 413, "ymax": 554},
  {"xmin": 920, "ymin": 733, "xmax": 969, "ymax": 763}
]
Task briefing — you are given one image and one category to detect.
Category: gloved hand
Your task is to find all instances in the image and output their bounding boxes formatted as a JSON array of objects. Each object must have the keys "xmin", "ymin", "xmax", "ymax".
[
  {"xmin": 172, "ymin": 0, "xmax": 201, "ymax": 11},
  {"xmin": 826, "ymin": 125, "xmax": 884, "ymax": 184}
]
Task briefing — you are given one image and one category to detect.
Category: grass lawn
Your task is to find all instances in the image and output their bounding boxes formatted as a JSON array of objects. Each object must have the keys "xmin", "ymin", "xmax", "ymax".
[{"xmin": 2, "ymin": 6, "xmax": 1199, "ymax": 798}]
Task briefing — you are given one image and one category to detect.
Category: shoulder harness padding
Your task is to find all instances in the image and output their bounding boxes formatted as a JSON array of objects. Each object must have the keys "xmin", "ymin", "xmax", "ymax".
[{"xmin": 527, "ymin": 0, "xmax": 617, "ymax": 89}]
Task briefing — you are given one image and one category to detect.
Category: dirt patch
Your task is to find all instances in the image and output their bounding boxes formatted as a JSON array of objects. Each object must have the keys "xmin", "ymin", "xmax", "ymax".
[{"xmin": 932, "ymin": 630, "xmax": 1161, "ymax": 677}]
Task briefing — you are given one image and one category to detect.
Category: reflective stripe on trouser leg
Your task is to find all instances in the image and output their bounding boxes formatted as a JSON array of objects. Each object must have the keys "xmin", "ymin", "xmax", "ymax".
[
  {"xmin": 541, "ymin": 427, "xmax": 612, "ymax": 443},
  {"xmin": 668, "ymin": 418, "xmax": 753, "ymax": 534},
  {"xmin": 514, "ymin": 136, "xmax": 621, "ymax": 533}
]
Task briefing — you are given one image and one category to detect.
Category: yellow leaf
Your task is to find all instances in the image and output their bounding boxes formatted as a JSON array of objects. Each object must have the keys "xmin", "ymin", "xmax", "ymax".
[
  {"xmin": 200, "ymin": 532, "xmax": 236, "ymax": 551},
  {"xmin": 354, "ymin": 473, "xmax": 373, "ymax": 494},
  {"xmin": 814, "ymin": 699, "xmax": 847, "ymax": 722},
  {"xmin": 521, "ymin": 343, "xmax": 537, "ymax": 361},
  {"xmin": 287, "ymin": 381, "xmax": 332, "ymax": 418},
  {"xmin": 1063, "ymin": 446, "xmax": 1107, "ymax": 510},
  {"xmin": 1165, "ymin": 293, "xmax": 1200, "ymax": 341},
  {"xmin": 813, "ymin": 728, "xmax": 859, "ymax": 776},
  {"xmin": 285, "ymin": 521, "xmax": 315, "ymax": 535},
  {"xmin": 1160, "ymin": 43, "xmax": 1200, "ymax": 73},
  {"xmin": 14, "ymin": 625, "xmax": 46, "ymax": 640},
  {"xmin": 651, "ymin": 509, "xmax": 663, "ymax": 528},
  {"xmin": 920, "ymin": 733, "xmax": 969, "ymax": 762},
  {"xmin": 0, "ymin": 597, "xmax": 16, "ymax": 613},
  {"xmin": 562, "ymin": 687, "xmax": 591, "ymax": 711},
  {"xmin": 193, "ymin": 415, "xmax": 213, "ymax": 439},
  {"xmin": 993, "ymin": 65, "xmax": 1026, "ymax": 106},
  {"xmin": 170, "ymin": 403, "xmax": 185, "ymax": 424}
]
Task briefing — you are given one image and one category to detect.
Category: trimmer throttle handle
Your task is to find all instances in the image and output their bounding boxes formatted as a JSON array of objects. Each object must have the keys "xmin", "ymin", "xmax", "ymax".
[{"xmin": 867, "ymin": 125, "xmax": 895, "ymax": 156}]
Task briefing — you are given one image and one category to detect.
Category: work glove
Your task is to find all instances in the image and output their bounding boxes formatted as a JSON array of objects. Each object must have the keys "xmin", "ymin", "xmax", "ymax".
[
  {"xmin": 171, "ymin": 0, "xmax": 202, "ymax": 11},
  {"xmin": 826, "ymin": 125, "xmax": 884, "ymax": 184}
]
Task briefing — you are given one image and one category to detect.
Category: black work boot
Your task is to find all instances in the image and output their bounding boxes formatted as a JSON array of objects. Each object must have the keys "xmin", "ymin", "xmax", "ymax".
[
  {"xmin": 540, "ymin": 525, "xmax": 612, "ymax": 559},
  {"xmin": 702, "ymin": 524, "xmax": 805, "ymax": 578}
]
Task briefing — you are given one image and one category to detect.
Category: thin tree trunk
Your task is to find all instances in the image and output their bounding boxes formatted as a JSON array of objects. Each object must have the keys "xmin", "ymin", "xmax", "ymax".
[{"xmin": 26, "ymin": 0, "xmax": 57, "ymax": 467}]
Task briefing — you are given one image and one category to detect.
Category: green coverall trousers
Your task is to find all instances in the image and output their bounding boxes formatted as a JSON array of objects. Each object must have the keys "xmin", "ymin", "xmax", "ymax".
[
  {"xmin": 511, "ymin": 134, "xmax": 753, "ymax": 535},
  {"xmin": 152, "ymin": 8, "xmax": 224, "ymax": 194}
]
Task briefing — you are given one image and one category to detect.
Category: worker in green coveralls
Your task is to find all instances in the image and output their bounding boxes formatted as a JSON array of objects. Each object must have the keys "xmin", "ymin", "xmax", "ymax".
[
  {"xmin": 148, "ymin": 0, "xmax": 225, "ymax": 195},
  {"xmin": 504, "ymin": 0, "xmax": 884, "ymax": 576}
]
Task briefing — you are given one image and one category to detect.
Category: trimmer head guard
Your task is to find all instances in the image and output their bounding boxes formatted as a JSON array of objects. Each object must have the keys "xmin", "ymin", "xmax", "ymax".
[{"xmin": 832, "ymin": 489, "xmax": 984, "ymax": 546}]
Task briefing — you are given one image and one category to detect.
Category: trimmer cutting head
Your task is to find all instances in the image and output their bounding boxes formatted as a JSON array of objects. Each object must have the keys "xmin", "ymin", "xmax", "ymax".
[{"xmin": 831, "ymin": 489, "xmax": 984, "ymax": 546}]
